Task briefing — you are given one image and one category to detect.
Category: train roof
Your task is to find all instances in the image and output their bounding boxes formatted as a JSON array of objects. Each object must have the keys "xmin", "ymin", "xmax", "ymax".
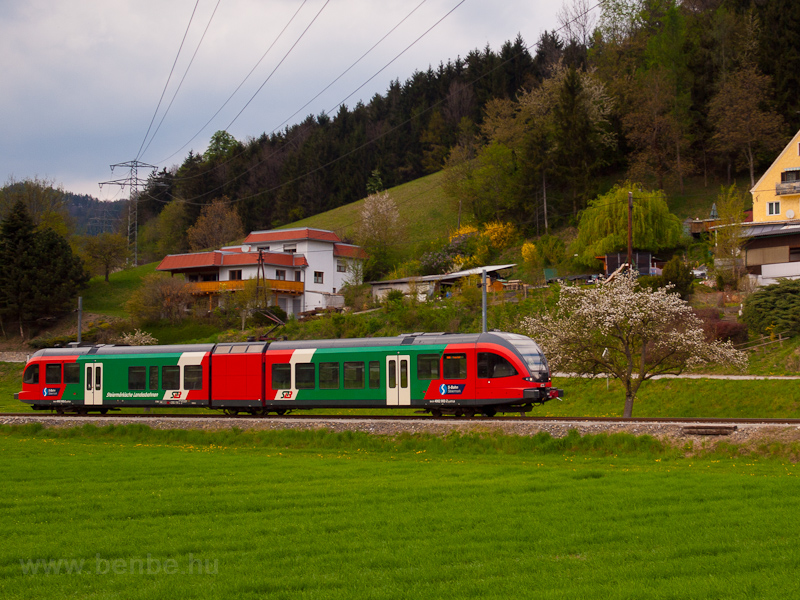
[
  {"xmin": 28, "ymin": 332, "xmax": 541, "ymax": 358},
  {"xmin": 31, "ymin": 344, "xmax": 216, "ymax": 358}
]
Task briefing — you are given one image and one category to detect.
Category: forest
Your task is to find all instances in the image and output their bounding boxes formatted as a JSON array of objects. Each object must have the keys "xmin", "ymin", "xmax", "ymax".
[{"xmin": 129, "ymin": 0, "xmax": 798, "ymax": 264}]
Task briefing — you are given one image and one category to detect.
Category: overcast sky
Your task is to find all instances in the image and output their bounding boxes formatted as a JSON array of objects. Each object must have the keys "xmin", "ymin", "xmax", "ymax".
[{"xmin": 1, "ymin": 0, "xmax": 563, "ymax": 200}]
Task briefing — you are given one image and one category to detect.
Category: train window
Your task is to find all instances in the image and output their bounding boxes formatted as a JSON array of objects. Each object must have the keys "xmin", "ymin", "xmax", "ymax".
[
  {"xmin": 247, "ymin": 345, "xmax": 264, "ymax": 353},
  {"xmin": 400, "ymin": 360, "xmax": 408, "ymax": 388},
  {"xmin": 295, "ymin": 363, "xmax": 315, "ymax": 389},
  {"xmin": 369, "ymin": 361, "xmax": 380, "ymax": 389},
  {"xmin": 86, "ymin": 367, "xmax": 92, "ymax": 390},
  {"xmin": 319, "ymin": 362, "xmax": 340, "ymax": 389},
  {"xmin": 128, "ymin": 366, "xmax": 146, "ymax": 390},
  {"xmin": 443, "ymin": 353, "xmax": 467, "ymax": 379},
  {"xmin": 214, "ymin": 346, "xmax": 231, "ymax": 354},
  {"xmin": 162, "ymin": 366, "xmax": 180, "ymax": 390},
  {"xmin": 184, "ymin": 365, "xmax": 203, "ymax": 390},
  {"xmin": 344, "ymin": 362, "xmax": 364, "ymax": 389},
  {"xmin": 272, "ymin": 364, "xmax": 291, "ymax": 389},
  {"xmin": 417, "ymin": 354, "xmax": 440, "ymax": 380},
  {"xmin": 45, "ymin": 364, "xmax": 62, "ymax": 384},
  {"xmin": 64, "ymin": 363, "xmax": 80, "ymax": 384},
  {"xmin": 149, "ymin": 366, "xmax": 159, "ymax": 390},
  {"xmin": 23, "ymin": 364, "xmax": 39, "ymax": 384},
  {"xmin": 477, "ymin": 353, "xmax": 518, "ymax": 378},
  {"xmin": 231, "ymin": 345, "xmax": 249, "ymax": 354},
  {"xmin": 388, "ymin": 361, "xmax": 396, "ymax": 389}
]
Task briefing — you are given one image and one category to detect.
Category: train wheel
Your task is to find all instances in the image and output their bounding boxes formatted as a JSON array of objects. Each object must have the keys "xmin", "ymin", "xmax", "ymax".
[
  {"xmin": 99, "ymin": 408, "xmax": 109, "ymax": 415},
  {"xmin": 274, "ymin": 409, "xmax": 287, "ymax": 416},
  {"xmin": 481, "ymin": 407, "xmax": 496, "ymax": 418},
  {"xmin": 223, "ymin": 409, "xmax": 239, "ymax": 416},
  {"xmin": 464, "ymin": 409, "xmax": 476, "ymax": 418},
  {"xmin": 430, "ymin": 408, "xmax": 442, "ymax": 418}
]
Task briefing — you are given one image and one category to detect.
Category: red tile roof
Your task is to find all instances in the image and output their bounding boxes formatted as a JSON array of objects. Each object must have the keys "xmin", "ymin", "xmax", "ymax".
[
  {"xmin": 157, "ymin": 250, "xmax": 310, "ymax": 272},
  {"xmin": 243, "ymin": 228, "xmax": 342, "ymax": 244},
  {"xmin": 157, "ymin": 252, "xmax": 222, "ymax": 271},
  {"xmin": 334, "ymin": 243, "xmax": 368, "ymax": 259}
]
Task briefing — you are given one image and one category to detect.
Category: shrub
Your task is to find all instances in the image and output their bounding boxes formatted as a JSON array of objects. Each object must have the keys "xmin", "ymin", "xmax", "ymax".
[{"xmin": 742, "ymin": 279, "xmax": 800, "ymax": 337}]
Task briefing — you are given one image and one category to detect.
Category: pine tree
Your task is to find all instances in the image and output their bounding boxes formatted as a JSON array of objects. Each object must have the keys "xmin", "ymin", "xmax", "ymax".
[{"xmin": 0, "ymin": 201, "xmax": 88, "ymax": 338}]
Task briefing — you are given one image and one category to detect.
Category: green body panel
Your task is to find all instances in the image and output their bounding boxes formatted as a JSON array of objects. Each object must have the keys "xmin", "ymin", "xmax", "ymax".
[
  {"xmin": 288, "ymin": 344, "xmax": 448, "ymax": 405},
  {"xmin": 73, "ymin": 352, "xmax": 194, "ymax": 406}
]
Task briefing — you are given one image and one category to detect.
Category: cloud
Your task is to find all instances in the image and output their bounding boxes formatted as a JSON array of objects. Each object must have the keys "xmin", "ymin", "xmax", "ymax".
[{"xmin": 1, "ymin": 0, "xmax": 559, "ymax": 197}]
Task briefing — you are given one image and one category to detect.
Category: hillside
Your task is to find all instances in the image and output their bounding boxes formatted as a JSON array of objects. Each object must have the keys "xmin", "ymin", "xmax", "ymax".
[{"xmin": 287, "ymin": 171, "xmax": 465, "ymax": 255}]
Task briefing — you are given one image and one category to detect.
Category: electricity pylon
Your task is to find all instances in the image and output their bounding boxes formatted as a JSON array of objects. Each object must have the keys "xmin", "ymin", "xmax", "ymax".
[{"xmin": 99, "ymin": 160, "xmax": 156, "ymax": 265}]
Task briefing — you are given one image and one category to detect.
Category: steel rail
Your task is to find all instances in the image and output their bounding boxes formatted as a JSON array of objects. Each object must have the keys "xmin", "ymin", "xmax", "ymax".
[{"xmin": 2, "ymin": 413, "xmax": 800, "ymax": 425}]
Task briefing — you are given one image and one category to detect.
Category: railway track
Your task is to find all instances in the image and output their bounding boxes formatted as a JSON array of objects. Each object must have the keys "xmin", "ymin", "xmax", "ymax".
[{"xmin": 2, "ymin": 412, "xmax": 800, "ymax": 425}]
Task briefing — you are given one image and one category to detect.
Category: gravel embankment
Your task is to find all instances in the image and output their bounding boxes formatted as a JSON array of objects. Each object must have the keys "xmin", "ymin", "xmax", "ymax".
[{"xmin": 3, "ymin": 414, "xmax": 800, "ymax": 449}]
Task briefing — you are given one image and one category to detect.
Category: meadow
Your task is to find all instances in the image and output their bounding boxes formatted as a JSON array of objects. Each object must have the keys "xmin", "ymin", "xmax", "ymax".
[{"xmin": 0, "ymin": 425, "xmax": 798, "ymax": 599}]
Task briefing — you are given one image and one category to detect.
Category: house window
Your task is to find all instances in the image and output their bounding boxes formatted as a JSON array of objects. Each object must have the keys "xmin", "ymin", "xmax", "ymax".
[
  {"xmin": 781, "ymin": 171, "xmax": 800, "ymax": 182},
  {"xmin": 276, "ymin": 269, "xmax": 286, "ymax": 281},
  {"xmin": 314, "ymin": 271, "xmax": 324, "ymax": 284},
  {"xmin": 768, "ymin": 201, "xmax": 781, "ymax": 216},
  {"xmin": 229, "ymin": 270, "xmax": 242, "ymax": 281},
  {"xmin": 337, "ymin": 260, "xmax": 347, "ymax": 273},
  {"xmin": 791, "ymin": 248, "xmax": 800, "ymax": 262},
  {"xmin": 295, "ymin": 271, "xmax": 302, "ymax": 282},
  {"xmin": 283, "ymin": 244, "xmax": 296, "ymax": 254},
  {"xmin": 258, "ymin": 245, "xmax": 270, "ymax": 251}
]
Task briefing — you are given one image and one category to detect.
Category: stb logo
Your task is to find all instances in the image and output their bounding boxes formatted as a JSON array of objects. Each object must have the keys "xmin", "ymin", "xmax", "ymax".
[
  {"xmin": 281, "ymin": 391, "xmax": 293, "ymax": 399},
  {"xmin": 439, "ymin": 383, "xmax": 465, "ymax": 395},
  {"xmin": 171, "ymin": 391, "xmax": 182, "ymax": 399}
]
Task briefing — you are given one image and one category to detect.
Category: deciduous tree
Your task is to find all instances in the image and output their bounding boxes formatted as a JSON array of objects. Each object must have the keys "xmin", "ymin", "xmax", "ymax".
[
  {"xmin": 357, "ymin": 191, "xmax": 401, "ymax": 280},
  {"xmin": 571, "ymin": 182, "xmax": 683, "ymax": 267},
  {"xmin": 76, "ymin": 232, "xmax": 129, "ymax": 282},
  {"xmin": 187, "ymin": 198, "xmax": 245, "ymax": 251},
  {"xmin": 711, "ymin": 184, "xmax": 751, "ymax": 289},
  {"xmin": 708, "ymin": 65, "xmax": 786, "ymax": 187},
  {"xmin": 521, "ymin": 269, "xmax": 747, "ymax": 417}
]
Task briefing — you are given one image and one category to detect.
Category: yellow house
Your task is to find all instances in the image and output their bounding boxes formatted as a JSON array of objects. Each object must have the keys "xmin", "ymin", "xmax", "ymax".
[{"xmin": 751, "ymin": 129, "xmax": 800, "ymax": 222}]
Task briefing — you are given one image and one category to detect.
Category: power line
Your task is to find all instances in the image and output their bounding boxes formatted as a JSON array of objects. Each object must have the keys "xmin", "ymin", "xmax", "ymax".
[
  {"xmin": 224, "ymin": 0, "xmax": 331, "ymax": 131},
  {"xmin": 136, "ymin": 0, "xmax": 202, "ymax": 161},
  {"xmin": 147, "ymin": 0, "xmax": 603, "ymax": 210},
  {"xmin": 270, "ymin": 0, "xmax": 429, "ymax": 135},
  {"xmin": 153, "ymin": 0, "xmax": 311, "ymax": 165},
  {"xmin": 139, "ymin": 0, "xmax": 224, "ymax": 161}
]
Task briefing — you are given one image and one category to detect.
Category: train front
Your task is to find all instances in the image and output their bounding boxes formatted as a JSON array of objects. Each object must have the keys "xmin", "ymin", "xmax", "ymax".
[{"xmin": 500, "ymin": 332, "xmax": 564, "ymax": 405}]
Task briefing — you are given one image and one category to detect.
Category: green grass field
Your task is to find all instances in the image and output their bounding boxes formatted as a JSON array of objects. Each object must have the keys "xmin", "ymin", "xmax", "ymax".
[{"xmin": 0, "ymin": 425, "xmax": 798, "ymax": 599}]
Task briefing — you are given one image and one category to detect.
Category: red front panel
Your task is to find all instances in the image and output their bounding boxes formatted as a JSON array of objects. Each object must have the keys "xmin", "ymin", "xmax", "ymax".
[
  {"xmin": 18, "ymin": 356, "xmax": 80, "ymax": 403},
  {"xmin": 474, "ymin": 342, "xmax": 532, "ymax": 401}
]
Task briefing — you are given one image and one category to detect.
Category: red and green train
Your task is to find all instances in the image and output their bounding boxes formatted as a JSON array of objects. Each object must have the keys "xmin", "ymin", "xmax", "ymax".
[{"xmin": 16, "ymin": 332, "xmax": 563, "ymax": 417}]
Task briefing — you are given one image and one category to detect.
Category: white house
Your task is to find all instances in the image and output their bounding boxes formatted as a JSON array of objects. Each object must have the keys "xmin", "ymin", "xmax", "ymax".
[{"xmin": 157, "ymin": 228, "xmax": 367, "ymax": 316}]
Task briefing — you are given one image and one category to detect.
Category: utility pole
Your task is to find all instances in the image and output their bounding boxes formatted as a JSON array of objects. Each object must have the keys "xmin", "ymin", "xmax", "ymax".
[
  {"xmin": 627, "ymin": 191, "xmax": 633, "ymax": 271},
  {"xmin": 99, "ymin": 160, "xmax": 156, "ymax": 265}
]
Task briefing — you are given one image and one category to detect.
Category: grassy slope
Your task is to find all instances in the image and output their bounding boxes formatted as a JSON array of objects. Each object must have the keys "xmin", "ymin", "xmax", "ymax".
[
  {"xmin": 287, "ymin": 170, "xmax": 466, "ymax": 256},
  {"xmin": 82, "ymin": 262, "xmax": 157, "ymax": 318}
]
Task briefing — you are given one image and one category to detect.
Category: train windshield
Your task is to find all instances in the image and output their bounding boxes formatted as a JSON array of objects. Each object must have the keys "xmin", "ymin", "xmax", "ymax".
[{"xmin": 510, "ymin": 338, "xmax": 549, "ymax": 376}]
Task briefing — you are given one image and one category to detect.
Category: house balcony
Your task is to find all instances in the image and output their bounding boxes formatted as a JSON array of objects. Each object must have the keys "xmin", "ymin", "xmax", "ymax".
[
  {"xmin": 189, "ymin": 279, "xmax": 304, "ymax": 295},
  {"xmin": 775, "ymin": 181, "xmax": 800, "ymax": 196}
]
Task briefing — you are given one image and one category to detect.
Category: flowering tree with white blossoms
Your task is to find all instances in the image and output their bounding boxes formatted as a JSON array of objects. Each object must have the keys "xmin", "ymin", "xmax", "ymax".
[{"xmin": 521, "ymin": 270, "xmax": 747, "ymax": 418}]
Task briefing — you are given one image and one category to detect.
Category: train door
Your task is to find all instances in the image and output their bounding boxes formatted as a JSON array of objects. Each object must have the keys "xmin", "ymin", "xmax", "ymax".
[
  {"xmin": 386, "ymin": 354, "xmax": 410, "ymax": 406},
  {"xmin": 84, "ymin": 362, "xmax": 103, "ymax": 405}
]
